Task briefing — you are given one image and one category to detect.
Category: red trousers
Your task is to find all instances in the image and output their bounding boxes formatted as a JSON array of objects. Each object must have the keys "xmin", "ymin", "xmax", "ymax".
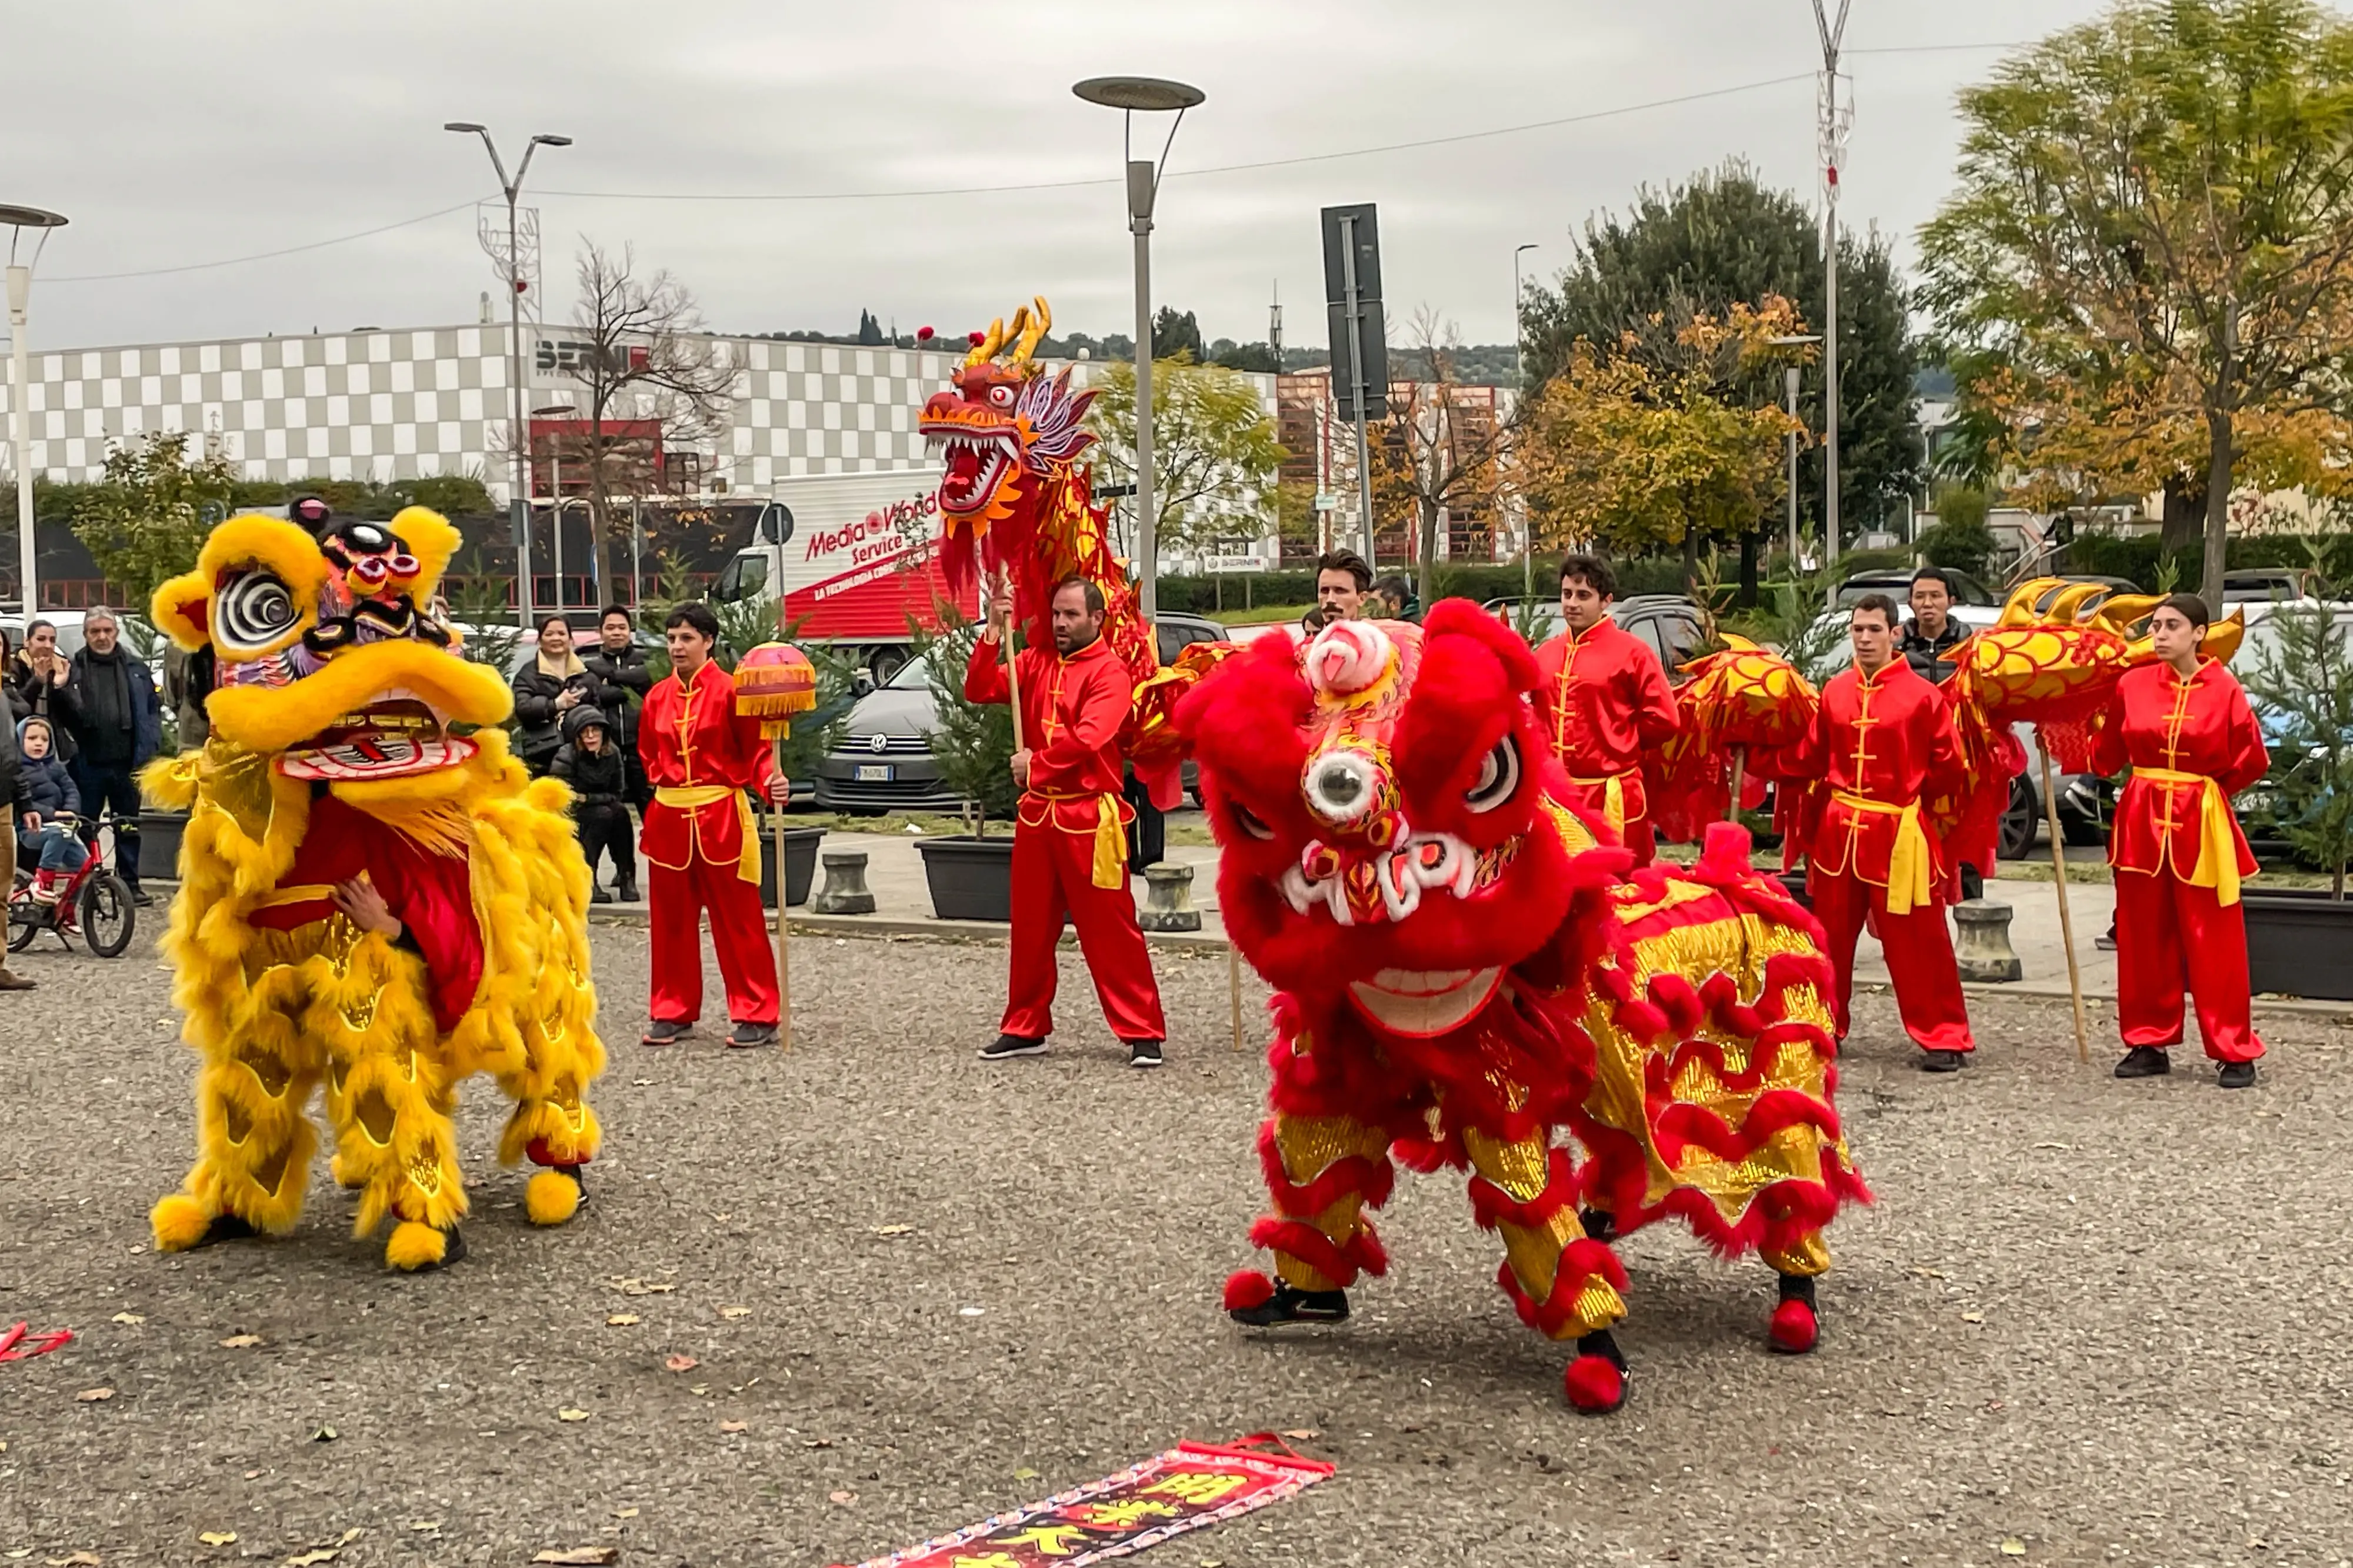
[
  {"xmin": 1003, "ymin": 819, "xmax": 1166, "ymax": 1042},
  {"xmin": 648, "ymin": 856, "xmax": 779, "ymax": 1026},
  {"xmin": 1812, "ymin": 866, "xmax": 1974, "ymax": 1053},
  {"xmin": 2114, "ymin": 870, "xmax": 2262, "ymax": 1062}
]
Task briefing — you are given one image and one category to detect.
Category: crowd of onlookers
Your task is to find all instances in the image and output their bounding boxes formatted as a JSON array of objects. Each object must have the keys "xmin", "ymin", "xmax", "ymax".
[{"xmin": 511, "ymin": 606, "xmax": 652, "ymax": 903}]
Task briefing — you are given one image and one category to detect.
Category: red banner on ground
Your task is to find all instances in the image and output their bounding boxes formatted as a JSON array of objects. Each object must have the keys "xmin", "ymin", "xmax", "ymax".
[{"xmin": 841, "ymin": 1436, "xmax": 1333, "ymax": 1568}]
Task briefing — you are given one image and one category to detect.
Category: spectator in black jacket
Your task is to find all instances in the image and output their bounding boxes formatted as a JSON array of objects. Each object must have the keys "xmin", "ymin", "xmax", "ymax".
[
  {"xmin": 551, "ymin": 705, "xmax": 635, "ymax": 902},
  {"xmin": 11, "ymin": 619, "xmax": 78, "ymax": 758},
  {"xmin": 64, "ymin": 608, "xmax": 161, "ymax": 905},
  {"xmin": 511, "ymin": 615, "xmax": 595, "ymax": 775},
  {"xmin": 1900, "ymin": 569, "xmax": 1969, "ymax": 685},
  {"xmin": 581, "ymin": 605, "xmax": 652, "ymax": 806}
]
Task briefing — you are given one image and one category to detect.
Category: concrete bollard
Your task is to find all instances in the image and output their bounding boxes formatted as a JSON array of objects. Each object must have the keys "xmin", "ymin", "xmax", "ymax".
[
  {"xmin": 811, "ymin": 849, "xmax": 877, "ymax": 916},
  {"xmin": 1951, "ymin": 898, "xmax": 2023, "ymax": 983},
  {"xmin": 1137, "ymin": 862, "xmax": 1203, "ymax": 932}
]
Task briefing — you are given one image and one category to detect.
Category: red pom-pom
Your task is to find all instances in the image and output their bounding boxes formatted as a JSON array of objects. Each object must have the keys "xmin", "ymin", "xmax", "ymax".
[
  {"xmin": 1222, "ymin": 1269, "xmax": 1276, "ymax": 1311},
  {"xmin": 1564, "ymin": 1353, "xmax": 1625, "ymax": 1413},
  {"xmin": 967, "ymin": 330, "xmax": 987, "ymax": 346},
  {"xmin": 1769, "ymin": 1297, "xmax": 1819, "ymax": 1355},
  {"xmin": 916, "ymin": 325, "xmax": 935, "ymax": 341}
]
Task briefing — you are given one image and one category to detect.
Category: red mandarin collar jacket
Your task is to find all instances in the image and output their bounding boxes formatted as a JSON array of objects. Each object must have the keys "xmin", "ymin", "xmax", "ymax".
[
  {"xmin": 963, "ymin": 633, "xmax": 1131, "ymax": 805},
  {"xmin": 637, "ymin": 658, "xmax": 778, "ymax": 870},
  {"xmin": 1528, "ymin": 619, "xmax": 1680, "ymax": 779},
  {"xmin": 1788, "ymin": 658, "xmax": 1964, "ymax": 888},
  {"xmin": 2089, "ymin": 659, "xmax": 2268, "ymax": 882}
]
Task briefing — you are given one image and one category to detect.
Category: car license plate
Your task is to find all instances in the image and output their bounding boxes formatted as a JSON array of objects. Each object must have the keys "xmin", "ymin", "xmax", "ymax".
[{"xmin": 855, "ymin": 763, "xmax": 895, "ymax": 783}]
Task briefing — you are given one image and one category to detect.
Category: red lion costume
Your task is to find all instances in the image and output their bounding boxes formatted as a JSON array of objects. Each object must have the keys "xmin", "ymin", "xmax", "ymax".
[{"xmin": 1179, "ymin": 605, "xmax": 1867, "ymax": 1413}]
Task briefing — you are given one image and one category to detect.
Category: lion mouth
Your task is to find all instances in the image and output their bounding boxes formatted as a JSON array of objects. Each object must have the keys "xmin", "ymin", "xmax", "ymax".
[
  {"xmin": 1345, "ymin": 966, "xmax": 1505, "ymax": 1037},
  {"xmin": 278, "ymin": 694, "xmax": 477, "ymax": 782}
]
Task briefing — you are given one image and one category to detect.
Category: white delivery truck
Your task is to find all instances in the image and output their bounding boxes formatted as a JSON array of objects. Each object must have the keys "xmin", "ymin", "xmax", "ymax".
[{"xmin": 709, "ymin": 468, "xmax": 975, "ymax": 682}]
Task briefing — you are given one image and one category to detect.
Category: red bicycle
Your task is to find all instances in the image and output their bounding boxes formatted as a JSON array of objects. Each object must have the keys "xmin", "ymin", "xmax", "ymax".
[{"xmin": 8, "ymin": 813, "xmax": 138, "ymax": 959}]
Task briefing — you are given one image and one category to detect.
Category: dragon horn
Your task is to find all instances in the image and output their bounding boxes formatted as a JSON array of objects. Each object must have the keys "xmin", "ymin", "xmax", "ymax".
[
  {"xmin": 2043, "ymin": 581, "xmax": 2111, "ymax": 625},
  {"xmin": 1997, "ymin": 578, "xmax": 2065, "ymax": 626},
  {"xmin": 2203, "ymin": 606, "xmax": 2247, "ymax": 664},
  {"xmin": 1009, "ymin": 296, "xmax": 1052, "ymax": 366},
  {"xmin": 966, "ymin": 316, "xmax": 1008, "ymax": 366},
  {"xmin": 2091, "ymin": 592, "xmax": 2162, "ymax": 635}
]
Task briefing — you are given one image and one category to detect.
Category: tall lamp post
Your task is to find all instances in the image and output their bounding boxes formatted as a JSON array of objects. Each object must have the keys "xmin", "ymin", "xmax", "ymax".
[
  {"xmin": 1811, "ymin": 0, "xmax": 1853, "ymax": 603},
  {"xmin": 1512, "ymin": 241, "xmax": 1538, "ymax": 600},
  {"xmin": 1769, "ymin": 333, "xmax": 1822, "ymax": 573},
  {"xmin": 1072, "ymin": 75, "xmax": 1204, "ymax": 623},
  {"xmin": 4, "ymin": 205, "xmax": 66, "ymax": 615},
  {"xmin": 445, "ymin": 122, "xmax": 570, "ymax": 629}
]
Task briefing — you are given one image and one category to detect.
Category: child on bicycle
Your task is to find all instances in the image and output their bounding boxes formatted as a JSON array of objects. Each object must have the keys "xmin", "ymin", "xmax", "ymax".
[{"xmin": 15, "ymin": 718, "xmax": 90, "ymax": 905}]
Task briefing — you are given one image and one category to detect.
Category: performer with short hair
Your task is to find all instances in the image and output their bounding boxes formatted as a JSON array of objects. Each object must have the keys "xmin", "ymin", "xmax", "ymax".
[
  {"xmin": 2089, "ymin": 592, "xmax": 2269, "ymax": 1087},
  {"xmin": 966, "ymin": 576, "xmax": 1167, "ymax": 1068},
  {"xmin": 638, "ymin": 602, "xmax": 791, "ymax": 1049},
  {"xmin": 1794, "ymin": 593, "xmax": 1976, "ymax": 1072},
  {"xmin": 1528, "ymin": 553, "xmax": 1680, "ymax": 864}
]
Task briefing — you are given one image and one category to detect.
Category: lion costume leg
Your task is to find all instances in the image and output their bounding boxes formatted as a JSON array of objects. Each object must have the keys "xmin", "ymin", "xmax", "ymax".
[{"xmin": 150, "ymin": 963, "xmax": 325, "ymax": 1252}]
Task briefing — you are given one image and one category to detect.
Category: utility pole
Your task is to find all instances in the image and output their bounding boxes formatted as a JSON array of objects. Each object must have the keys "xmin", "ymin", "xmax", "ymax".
[
  {"xmin": 1514, "ymin": 242, "xmax": 1537, "ymax": 602},
  {"xmin": 1812, "ymin": 0, "xmax": 1852, "ymax": 603}
]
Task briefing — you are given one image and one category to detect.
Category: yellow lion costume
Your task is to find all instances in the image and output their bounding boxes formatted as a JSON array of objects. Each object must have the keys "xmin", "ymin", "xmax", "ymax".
[{"xmin": 141, "ymin": 505, "xmax": 604, "ymax": 1271}]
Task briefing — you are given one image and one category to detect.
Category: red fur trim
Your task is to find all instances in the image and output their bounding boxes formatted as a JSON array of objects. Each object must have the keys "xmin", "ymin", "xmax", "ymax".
[
  {"xmin": 1223, "ymin": 1269, "xmax": 1277, "ymax": 1311},
  {"xmin": 1564, "ymin": 1354, "xmax": 1625, "ymax": 1413},
  {"xmin": 1248, "ymin": 1217, "xmax": 1388, "ymax": 1285},
  {"xmin": 1769, "ymin": 1297, "xmax": 1819, "ymax": 1354},
  {"xmin": 1257, "ymin": 1122, "xmax": 1395, "ymax": 1217},
  {"xmin": 1466, "ymin": 1148, "xmax": 1578, "ymax": 1232},
  {"xmin": 1390, "ymin": 1136, "xmax": 1450, "ymax": 1174}
]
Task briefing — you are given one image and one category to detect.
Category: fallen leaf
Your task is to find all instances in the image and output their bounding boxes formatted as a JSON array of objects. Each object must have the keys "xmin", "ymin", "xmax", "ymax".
[
  {"xmin": 219, "ymin": 1335, "xmax": 262, "ymax": 1349},
  {"xmin": 829, "ymin": 1491, "xmax": 858, "ymax": 1505},
  {"xmin": 1014, "ymin": 1467, "xmax": 1040, "ymax": 1481},
  {"xmin": 718, "ymin": 1305, "xmax": 751, "ymax": 1320},
  {"xmin": 1999, "ymin": 1540, "xmax": 2027, "ymax": 1557},
  {"xmin": 802, "ymin": 1437, "xmax": 834, "ymax": 1449},
  {"xmin": 605, "ymin": 1314, "xmax": 641, "ymax": 1327},
  {"xmin": 311, "ymin": 1426, "xmax": 338, "ymax": 1443},
  {"xmin": 243, "ymin": 1470, "xmax": 262, "ymax": 1480},
  {"xmin": 110, "ymin": 1313, "xmax": 145, "ymax": 1326},
  {"xmin": 4, "ymin": 1553, "xmax": 27, "ymax": 1562},
  {"xmin": 611, "ymin": 1508, "xmax": 639, "ymax": 1520},
  {"xmin": 1281, "ymin": 1429, "xmax": 1321, "ymax": 1440},
  {"xmin": 1908, "ymin": 1267, "xmax": 1947, "ymax": 1279},
  {"xmin": 664, "ymin": 1355, "xmax": 699, "ymax": 1373},
  {"xmin": 873, "ymin": 1225, "xmax": 914, "ymax": 1236},
  {"xmin": 719, "ymin": 1420, "xmax": 746, "ymax": 1434},
  {"xmin": 1961, "ymin": 1311, "xmax": 1986, "ymax": 1324},
  {"xmin": 407, "ymin": 1521, "xmax": 441, "ymax": 1532},
  {"xmin": 75, "ymin": 1389, "xmax": 114, "ymax": 1403},
  {"xmin": 198, "ymin": 1533, "xmax": 237, "ymax": 1547},
  {"xmin": 284, "ymin": 1553, "xmax": 337, "ymax": 1567},
  {"xmin": 558, "ymin": 1407, "xmax": 590, "ymax": 1422},
  {"xmin": 609, "ymin": 1277, "xmax": 675, "ymax": 1296},
  {"xmin": 957, "ymin": 1306, "xmax": 984, "ymax": 1317},
  {"xmin": 689, "ymin": 1383, "xmax": 710, "ymax": 1395},
  {"xmin": 531, "ymin": 1551, "xmax": 618, "ymax": 1567},
  {"xmin": 48, "ymin": 1556, "xmax": 101, "ymax": 1567},
  {"xmin": 335, "ymin": 1532, "xmax": 361, "ymax": 1547}
]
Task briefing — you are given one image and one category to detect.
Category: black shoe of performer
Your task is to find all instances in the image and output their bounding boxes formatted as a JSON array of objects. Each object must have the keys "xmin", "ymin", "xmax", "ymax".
[
  {"xmin": 1920, "ymin": 1049, "xmax": 1967, "ymax": 1073},
  {"xmin": 1578, "ymin": 1207, "xmax": 1618, "ymax": 1243},
  {"xmin": 2114, "ymin": 1045, "xmax": 2171, "ymax": 1079},
  {"xmin": 193, "ymin": 1213, "xmax": 261, "ymax": 1248},
  {"xmin": 2218, "ymin": 1060, "xmax": 2257, "ymax": 1090},
  {"xmin": 978, "ymin": 1033, "xmax": 1048, "ymax": 1061},
  {"xmin": 642, "ymin": 1019, "xmax": 692, "ymax": 1047},
  {"xmin": 1126, "ymin": 1039, "xmax": 1164, "ymax": 1069},
  {"xmin": 1229, "ymin": 1280, "xmax": 1349, "ymax": 1327},
  {"xmin": 727, "ymin": 1020, "xmax": 777, "ymax": 1049}
]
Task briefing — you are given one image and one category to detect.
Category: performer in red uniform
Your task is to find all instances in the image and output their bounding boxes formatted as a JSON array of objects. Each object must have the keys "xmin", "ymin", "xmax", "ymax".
[
  {"xmin": 2088, "ymin": 593, "xmax": 2269, "ymax": 1087},
  {"xmin": 1528, "ymin": 553, "xmax": 1680, "ymax": 863},
  {"xmin": 636, "ymin": 602, "xmax": 789, "ymax": 1049},
  {"xmin": 965, "ymin": 576, "xmax": 1168, "ymax": 1067},
  {"xmin": 1791, "ymin": 593, "xmax": 1976, "ymax": 1072}
]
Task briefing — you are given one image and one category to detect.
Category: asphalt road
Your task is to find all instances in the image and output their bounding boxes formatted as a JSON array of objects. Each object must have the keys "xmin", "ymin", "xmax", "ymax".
[{"xmin": 1, "ymin": 924, "xmax": 2347, "ymax": 1568}]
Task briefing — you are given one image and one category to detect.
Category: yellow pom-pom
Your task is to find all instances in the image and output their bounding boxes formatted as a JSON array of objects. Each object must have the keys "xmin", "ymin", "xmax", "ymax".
[
  {"xmin": 525, "ymin": 1169, "xmax": 582, "ymax": 1227},
  {"xmin": 151, "ymin": 1193, "xmax": 215, "ymax": 1252},
  {"xmin": 385, "ymin": 1220, "xmax": 450, "ymax": 1272}
]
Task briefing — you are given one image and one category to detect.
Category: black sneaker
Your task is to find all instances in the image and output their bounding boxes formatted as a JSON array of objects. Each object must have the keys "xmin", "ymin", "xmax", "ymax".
[
  {"xmin": 1578, "ymin": 1207, "xmax": 1618, "ymax": 1243},
  {"xmin": 642, "ymin": 1019, "xmax": 692, "ymax": 1047},
  {"xmin": 726, "ymin": 1020, "xmax": 776, "ymax": 1049},
  {"xmin": 2114, "ymin": 1045, "xmax": 2171, "ymax": 1079},
  {"xmin": 1229, "ymin": 1281, "xmax": 1349, "ymax": 1327},
  {"xmin": 129, "ymin": 885, "xmax": 154, "ymax": 908},
  {"xmin": 615, "ymin": 883, "xmax": 640, "ymax": 903},
  {"xmin": 978, "ymin": 1033, "xmax": 1047, "ymax": 1061},
  {"xmin": 2217, "ymin": 1060, "xmax": 2257, "ymax": 1090},
  {"xmin": 1127, "ymin": 1039, "xmax": 1164, "ymax": 1069},
  {"xmin": 1919, "ymin": 1049, "xmax": 1967, "ymax": 1073},
  {"xmin": 590, "ymin": 887, "xmax": 613, "ymax": 905}
]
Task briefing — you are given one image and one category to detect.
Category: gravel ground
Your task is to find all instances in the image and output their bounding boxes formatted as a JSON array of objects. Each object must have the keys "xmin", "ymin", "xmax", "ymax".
[{"xmin": 1, "ymin": 923, "xmax": 2348, "ymax": 1568}]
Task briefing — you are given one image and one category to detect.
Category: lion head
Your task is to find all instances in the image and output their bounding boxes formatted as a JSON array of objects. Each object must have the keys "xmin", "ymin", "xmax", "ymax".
[{"xmin": 151, "ymin": 505, "xmax": 512, "ymax": 781}]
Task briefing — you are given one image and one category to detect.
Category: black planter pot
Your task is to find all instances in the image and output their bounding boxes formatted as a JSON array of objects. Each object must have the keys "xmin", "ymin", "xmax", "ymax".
[
  {"xmin": 138, "ymin": 810, "xmax": 191, "ymax": 880},
  {"xmin": 2244, "ymin": 888, "xmax": 2353, "ymax": 1000},
  {"xmin": 1776, "ymin": 868, "xmax": 1813, "ymax": 910},
  {"xmin": 756, "ymin": 826, "xmax": 828, "ymax": 909},
  {"xmin": 916, "ymin": 833, "xmax": 1016, "ymax": 922}
]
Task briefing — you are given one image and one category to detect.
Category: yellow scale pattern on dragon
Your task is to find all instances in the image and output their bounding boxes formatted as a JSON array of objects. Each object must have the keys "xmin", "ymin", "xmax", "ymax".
[
  {"xmin": 139, "ymin": 505, "xmax": 606, "ymax": 1272},
  {"xmin": 1178, "ymin": 605, "xmax": 1868, "ymax": 1413}
]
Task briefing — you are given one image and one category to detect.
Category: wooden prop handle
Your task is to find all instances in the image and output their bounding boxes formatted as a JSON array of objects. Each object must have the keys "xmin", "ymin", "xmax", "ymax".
[{"xmin": 2038, "ymin": 744, "xmax": 2089, "ymax": 1065}]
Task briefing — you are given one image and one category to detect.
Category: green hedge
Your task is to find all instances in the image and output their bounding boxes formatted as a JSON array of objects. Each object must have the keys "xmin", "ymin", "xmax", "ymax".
[{"xmin": 2059, "ymin": 532, "xmax": 2346, "ymax": 590}]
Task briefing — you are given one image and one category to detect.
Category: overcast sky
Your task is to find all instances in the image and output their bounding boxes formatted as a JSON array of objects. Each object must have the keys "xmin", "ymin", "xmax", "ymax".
[{"xmin": 12, "ymin": 0, "xmax": 2119, "ymax": 355}]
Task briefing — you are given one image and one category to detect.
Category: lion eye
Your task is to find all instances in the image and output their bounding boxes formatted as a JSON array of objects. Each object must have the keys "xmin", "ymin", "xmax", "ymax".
[
  {"xmin": 215, "ymin": 569, "xmax": 302, "ymax": 655},
  {"xmin": 1464, "ymin": 738, "xmax": 1521, "ymax": 813}
]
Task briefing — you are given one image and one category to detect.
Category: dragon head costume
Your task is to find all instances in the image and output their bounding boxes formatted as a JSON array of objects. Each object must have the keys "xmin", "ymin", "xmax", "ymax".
[
  {"xmin": 1181, "ymin": 605, "xmax": 1865, "ymax": 1412},
  {"xmin": 141, "ymin": 505, "xmax": 605, "ymax": 1271}
]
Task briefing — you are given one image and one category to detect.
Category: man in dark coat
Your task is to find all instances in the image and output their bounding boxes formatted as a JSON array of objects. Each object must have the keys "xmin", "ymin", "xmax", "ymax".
[
  {"xmin": 581, "ymin": 605, "xmax": 652, "ymax": 808},
  {"xmin": 65, "ymin": 608, "xmax": 162, "ymax": 905}
]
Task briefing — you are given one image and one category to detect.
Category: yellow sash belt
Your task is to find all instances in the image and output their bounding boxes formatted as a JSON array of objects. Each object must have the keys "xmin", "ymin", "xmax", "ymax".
[
  {"xmin": 1567, "ymin": 768, "xmax": 1639, "ymax": 836},
  {"xmin": 655, "ymin": 785, "xmax": 760, "ymax": 885},
  {"xmin": 1832, "ymin": 789, "xmax": 1934, "ymax": 916},
  {"xmin": 1029, "ymin": 789, "xmax": 1129, "ymax": 890},
  {"xmin": 2133, "ymin": 767, "xmax": 2241, "ymax": 906}
]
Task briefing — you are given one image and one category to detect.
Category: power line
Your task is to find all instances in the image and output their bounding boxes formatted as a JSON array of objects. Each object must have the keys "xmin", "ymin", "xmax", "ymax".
[{"xmin": 43, "ymin": 198, "xmax": 485, "ymax": 285}]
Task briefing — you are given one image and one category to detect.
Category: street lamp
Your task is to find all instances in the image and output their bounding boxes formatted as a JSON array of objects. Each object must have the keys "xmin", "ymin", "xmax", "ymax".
[
  {"xmin": 534, "ymin": 403, "xmax": 575, "ymax": 613},
  {"xmin": 1769, "ymin": 333, "xmax": 1822, "ymax": 575},
  {"xmin": 1512, "ymin": 242, "xmax": 1538, "ymax": 600},
  {"xmin": 3, "ymin": 203, "xmax": 66, "ymax": 615},
  {"xmin": 446, "ymin": 122, "xmax": 570, "ymax": 629},
  {"xmin": 1072, "ymin": 75, "xmax": 1204, "ymax": 623}
]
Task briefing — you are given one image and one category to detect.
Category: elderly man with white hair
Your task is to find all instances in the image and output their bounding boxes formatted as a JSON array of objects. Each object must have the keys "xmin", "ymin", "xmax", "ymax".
[{"xmin": 64, "ymin": 606, "xmax": 163, "ymax": 906}]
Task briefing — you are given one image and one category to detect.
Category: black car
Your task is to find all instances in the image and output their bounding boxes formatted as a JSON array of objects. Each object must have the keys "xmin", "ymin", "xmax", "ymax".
[
  {"xmin": 1481, "ymin": 594, "xmax": 1714, "ymax": 669},
  {"xmin": 814, "ymin": 613, "xmax": 1228, "ymax": 816}
]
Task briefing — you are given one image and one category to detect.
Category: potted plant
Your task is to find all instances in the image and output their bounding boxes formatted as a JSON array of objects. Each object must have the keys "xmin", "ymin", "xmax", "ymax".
[
  {"xmin": 912, "ymin": 609, "xmax": 1021, "ymax": 921},
  {"xmin": 2238, "ymin": 595, "xmax": 2353, "ymax": 1000}
]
